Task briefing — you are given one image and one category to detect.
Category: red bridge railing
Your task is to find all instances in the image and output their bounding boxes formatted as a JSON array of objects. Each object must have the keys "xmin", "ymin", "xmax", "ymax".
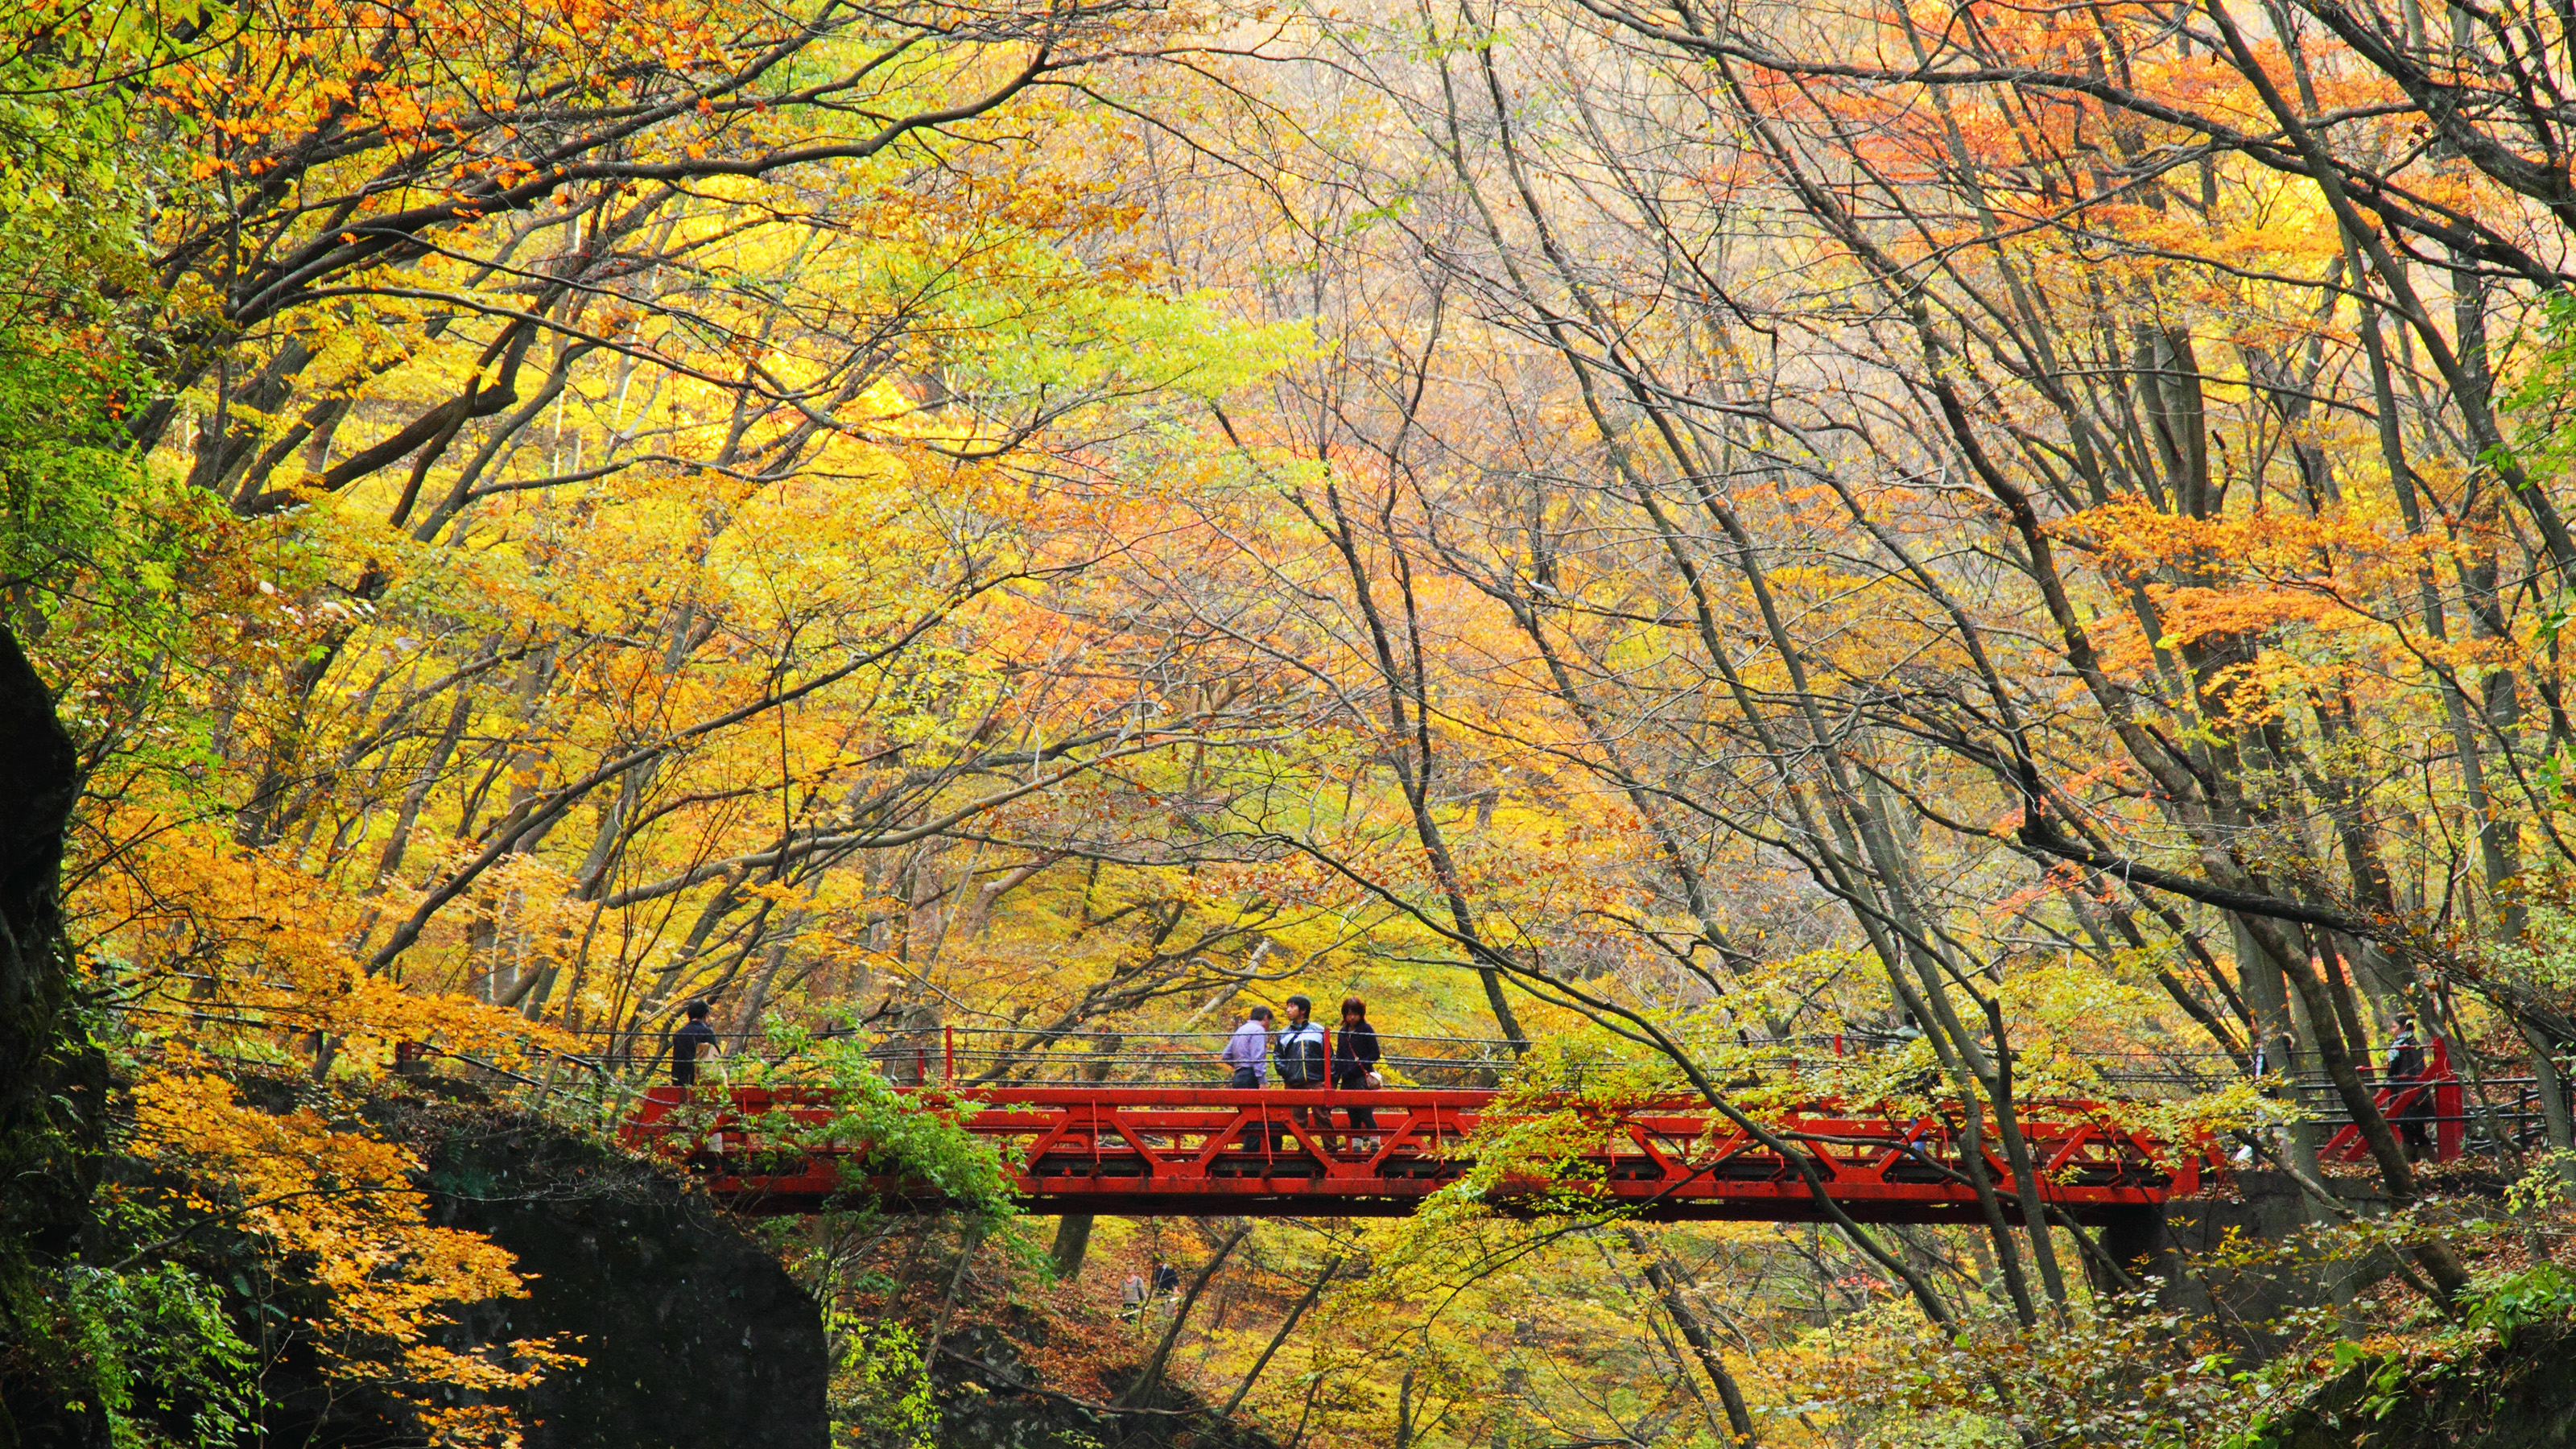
[
  {"xmin": 620, "ymin": 1084, "xmax": 2199, "ymax": 1223},
  {"xmin": 2320, "ymin": 1038, "xmax": 2467, "ymax": 1164}
]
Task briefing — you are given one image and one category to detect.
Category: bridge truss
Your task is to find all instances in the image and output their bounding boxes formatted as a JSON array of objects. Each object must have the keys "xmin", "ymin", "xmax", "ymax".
[{"xmin": 621, "ymin": 1084, "xmax": 2200, "ymax": 1224}]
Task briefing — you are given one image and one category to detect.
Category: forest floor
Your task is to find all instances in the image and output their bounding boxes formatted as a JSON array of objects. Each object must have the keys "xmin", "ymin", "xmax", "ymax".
[{"xmin": 845, "ymin": 1225, "xmax": 1294, "ymax": 1448}]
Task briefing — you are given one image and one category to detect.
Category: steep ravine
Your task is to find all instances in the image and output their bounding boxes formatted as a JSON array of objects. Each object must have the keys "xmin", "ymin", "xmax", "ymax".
[
  {"xmin": 394, "ymin": 1098, "xmax": 831, "ymax": 1449},
  {"xmin": 390, "ymin": 1096, "xmax": 1282, "ymax": 1449},
  {"xmin": 341, "ymin": 1105, "xmax": 2576, "ymax": 1448}
]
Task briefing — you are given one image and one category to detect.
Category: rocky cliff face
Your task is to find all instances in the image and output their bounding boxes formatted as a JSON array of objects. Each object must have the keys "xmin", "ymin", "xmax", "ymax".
[
  {"xmin": 2263, "ymin": 1321, "xmax": 2576, "ymax": 1449},
  {"xmin": 401, "ymin": 1100, "xmax": 829, "ymax": 1449}
]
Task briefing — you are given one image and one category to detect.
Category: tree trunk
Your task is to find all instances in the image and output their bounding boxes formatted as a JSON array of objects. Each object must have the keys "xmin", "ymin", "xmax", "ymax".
[
  {"xmin": 1221, "ymin": 1253, "xmax": 1340, "ymax": 1419},
  {"xmin": 1118, "ymin": 1224, "xmax": 1246, "ymax": 1411},
  {"xmin": 1046, "ymin": 1216, "xmax": 1094, "ymax": 1282},
  {"xmin": 1621, "ymin": 1228, "xmax": 1759, "ymax": 1445}
]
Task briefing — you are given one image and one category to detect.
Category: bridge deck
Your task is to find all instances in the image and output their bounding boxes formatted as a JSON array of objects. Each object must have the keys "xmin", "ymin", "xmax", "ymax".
[{"xmin": 621, "ymin": 1084, "xmax": 2201, "ymax": 1224}]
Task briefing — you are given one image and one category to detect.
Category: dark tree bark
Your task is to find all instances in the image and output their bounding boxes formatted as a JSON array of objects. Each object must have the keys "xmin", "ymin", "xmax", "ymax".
[
  {"xmin": 0, "ymin": 619, "xmax": 86, "ymax": 1224},
  {"xmin": 1046, "ymin": 1215, "xmax": 1094, "ymax": 1281},
  {"xmin": 0, "ymin": 619, "xmax": 108, "ymax": 1447}
]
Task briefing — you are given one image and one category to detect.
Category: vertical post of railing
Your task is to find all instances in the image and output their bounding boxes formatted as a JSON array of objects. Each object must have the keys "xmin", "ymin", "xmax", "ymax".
[{"xmin": 945, "ymin": 1026, "xmax": 956, "ymax": 1084}]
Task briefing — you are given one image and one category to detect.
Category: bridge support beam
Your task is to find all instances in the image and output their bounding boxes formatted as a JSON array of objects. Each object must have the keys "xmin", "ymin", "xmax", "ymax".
[
  {"xmin": 2082, "ymin": 1203, "xmax": 2170, "ymax": 1301},
  {"xmin": 2156, "ymin": 1170, "xmax": 2392, "ymax": 1360}
]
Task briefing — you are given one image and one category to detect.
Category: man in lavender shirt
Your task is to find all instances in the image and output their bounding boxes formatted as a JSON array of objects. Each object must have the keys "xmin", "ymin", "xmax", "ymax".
[{"xmin": 1222, "ymin": 1005, "xmax": 1273, "ymax": 1088}]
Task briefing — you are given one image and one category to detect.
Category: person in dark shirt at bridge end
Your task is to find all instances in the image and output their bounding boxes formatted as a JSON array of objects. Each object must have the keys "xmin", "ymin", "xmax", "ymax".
[
  {"xmin": 2384, "ymin": 1015, "xmax": 2426, "ymax": 1080},
  {"xmin": 2384, "ymin": 1014, "xmax": 2436, "ymax": 1159},
  {"xmin": 1333, "ymin": 995, "xmax": 1381, "ymax": 1146},
  {"xmin": 673, "ymin": 1000, "xmax": 719, "ymax": 1088}
]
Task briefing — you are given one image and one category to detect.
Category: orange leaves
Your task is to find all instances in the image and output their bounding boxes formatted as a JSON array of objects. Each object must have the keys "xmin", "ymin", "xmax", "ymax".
[
  {"xmin": 126, "ymin": 1067, "xmax": 576, "ymax": 1445},
  {"xmin": 2061, "ymin": 494, "xmax": 2429, "ymax": 654},
  {"xmin": 134, "ymin": 0, "xmax": 771, "ymax": 226},
  {"xmin": 77, "ymin": 794, "xmax": 573, "ymax": 1069}
]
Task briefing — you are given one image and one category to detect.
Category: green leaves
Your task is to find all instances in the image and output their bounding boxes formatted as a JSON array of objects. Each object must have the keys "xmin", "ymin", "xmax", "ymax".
[
  {"xmin": 737, "ymin": 1023, "xmax": 1021, "ymax": 1229},
  {"xmin": 825, "ymin": 1319, "xmax": 939, "ymax": 1449},
  {"xmin": 2462, "ymin": 1261, "xmax": 2576, "ymax": 1348},
  {"xmin": 0, "ymin": 0, "xmax": 214, "ymax": 757},
  {"xmin": 56, "ymin": 1262, "xmax": 256, "ymax": 1449}
]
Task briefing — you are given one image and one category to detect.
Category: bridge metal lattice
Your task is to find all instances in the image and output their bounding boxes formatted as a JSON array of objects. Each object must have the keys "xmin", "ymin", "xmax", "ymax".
[{"xmin": 621, "ymin": 1084, "xmax": 2200, "ymax": 1223}]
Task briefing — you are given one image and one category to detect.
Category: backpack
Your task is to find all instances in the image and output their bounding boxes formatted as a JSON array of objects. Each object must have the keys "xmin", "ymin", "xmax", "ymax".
[{"xmin": 2386, "ymin": 1034, "xmax": 2425, "ymax": 1081}]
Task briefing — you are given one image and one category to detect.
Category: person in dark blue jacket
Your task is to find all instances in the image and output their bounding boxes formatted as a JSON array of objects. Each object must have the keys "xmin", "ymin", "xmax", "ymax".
[{"xmin": 1274, "ymin": 994, "xmax": 1330, "ymax": 1142}]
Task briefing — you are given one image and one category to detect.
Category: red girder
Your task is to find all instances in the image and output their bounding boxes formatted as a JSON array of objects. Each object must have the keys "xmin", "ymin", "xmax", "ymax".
[
  {"xmin": 621, "ymin": 1084, "xmax": 2202, "ymax": 1224},
  {"xmin": 2322, "ymin": 1039, "xmax": 2467, "ymax": 1164}
]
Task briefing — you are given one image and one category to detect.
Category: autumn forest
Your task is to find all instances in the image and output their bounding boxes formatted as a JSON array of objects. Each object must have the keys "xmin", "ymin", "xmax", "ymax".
[{"xmin": 6, "ymin": 0, "xmax": 2576, "ymax": 1443}]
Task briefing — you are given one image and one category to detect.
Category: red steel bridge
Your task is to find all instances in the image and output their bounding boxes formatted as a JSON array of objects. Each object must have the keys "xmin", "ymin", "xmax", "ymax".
[
  {"xmin": 609, "ymin": 1026, "xmax": 2522, "ymax": 1224},
  {"xmin": 621, "ymin": 1083, "xmax": 2200, "ymax": 1224}
]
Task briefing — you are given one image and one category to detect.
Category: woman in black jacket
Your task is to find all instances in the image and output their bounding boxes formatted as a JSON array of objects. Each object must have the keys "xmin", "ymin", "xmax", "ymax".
[{"xmin": 1332, "ymin": 996, "xmax": 1381, "ymax": 1143}]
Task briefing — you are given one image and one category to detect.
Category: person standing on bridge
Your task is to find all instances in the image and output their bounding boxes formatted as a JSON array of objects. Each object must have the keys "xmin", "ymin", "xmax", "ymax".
[
  {"xmin": 672, "ymin": 1000, "xmax": 719, "ymax": 1090},
  {"xmin": 1275, "ymin": 995, "xmax": 1331, "ymax": 1139},
  {"xmin": 2385, "ymin": 1014, "xmax": 2436, "ymax": 1160},
  {"xmin": 2234, "ymin": 1030, "xmax": 2297, "ymax": 1168},
  {"xmin": 1223, "ymin": 1005, "xmax": 1274, "ymax": 1088},
  {"xmin": 1332, "ymin": 996, "xmax": 1382, "ymax": 1146}
]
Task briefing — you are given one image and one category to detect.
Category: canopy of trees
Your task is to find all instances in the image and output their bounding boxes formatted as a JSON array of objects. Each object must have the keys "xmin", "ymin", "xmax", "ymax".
[{"xmin": 7, "ymin": 0, "xmax": 2576, "ymax": 1443}]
